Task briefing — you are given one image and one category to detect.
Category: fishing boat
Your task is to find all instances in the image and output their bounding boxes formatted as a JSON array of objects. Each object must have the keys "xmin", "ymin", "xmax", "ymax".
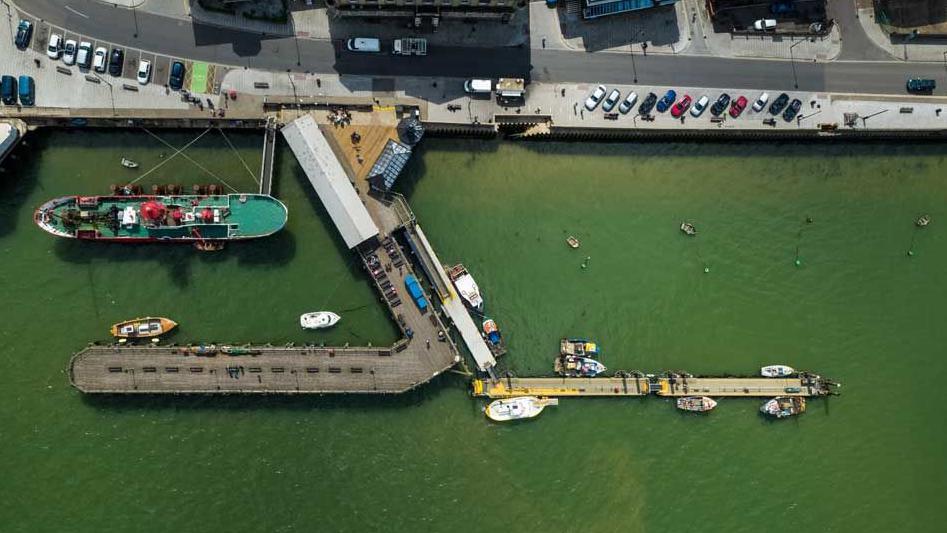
[
  {"xmin": 110, "ymin": 317, "xmax": 177, "ymax": 338},
  {"xmin": 120, "ymin": 158, "xmax": 139, "ymax": 169},
  {"xmin": 184, "ymin": 344, "xmax": 218, "ymax": 356},
  {"xmin": 916, "ymin": 214, "xmax": 931, "ymax": 227},
  {"xmin": 300, "ymin": 311, "xmax": 341, "ymax": 330},
  {"xmin": 34, "ymin": 194, "xmax": 288, "ymax": 243},
  {"xmin": 760, "ymin": 397, "xmax": 806, "ymax": 419},
  {"xmin": 676, "ymin": 396, "xmax": 718, "ymax": 413},
  {"xmin": 566, "ymin": 236, "xmax": 580, "ymax": 249},
  {"xmin": 446, "ymin": 264, "xmax": 483, "ymax": 312},
  {"xmin": 761, "ymin": 365, "xmax": 795, "ymax": 378},
  {"xmin": 484, "ymin": 396, "xmax": 558, "ymax": 422},
  {"xmin": 680, "ymin": 222, "xmax": 697, "ymax": 236},
  {"xmin": 483, "ymin": 319, "xmax": 501, "ymax": 345},
  {"xmin": 560, "ymin": 338, "xmax": 599, "ymax": 357},
  {"xmin": 555, "ymin": 355, "xmax": 607, "ymax": 377}
]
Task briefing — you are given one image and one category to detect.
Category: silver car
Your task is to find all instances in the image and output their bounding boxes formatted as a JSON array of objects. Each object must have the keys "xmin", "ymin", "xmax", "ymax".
[
  {"xmin": 602, "ymin": 89, "xmax": 621, "ymax": 112},
  {"xmin": 690, "ymin": 95, "xmax": 710, "ymax": 117}
]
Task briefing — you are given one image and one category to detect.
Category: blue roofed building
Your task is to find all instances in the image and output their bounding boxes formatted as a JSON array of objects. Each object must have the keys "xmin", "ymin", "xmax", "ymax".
[{"xmin": 584, "ymin": 0, "xmax": 676, "ymax": 19}]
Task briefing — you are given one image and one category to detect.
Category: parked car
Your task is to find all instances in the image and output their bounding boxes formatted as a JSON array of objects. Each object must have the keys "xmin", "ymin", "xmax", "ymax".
[
  {"xmin": 602, "ymin": 89, "xmax": 621, "ymax": 112},
  {"xmin": 63, "ymin": 39, "xmax": 78, "ymax": 65},
  {"xmin": 638, "ymin": 92, "xmax": 657, "ymax": 115},
  {"xmin": 754, "ymin": 19, "xmax": 777, "ymax": 31},
  {"xmin": 137, "ymin": 60, "xmax": 152, "ymax": 85},
  {"xmin": 17, "ymin": 75, "xmax": 34, "ymax": 106},
  {"xmin": 729, "ymin": 95, "xmax": 748, "ymax": 118},
  {"xmin": 93, "ymin": 47, "xmax": 108, "ymax": 73},
  {"xmin": 670, "ymin": 95, "xmax": 692, "ymax": 118},
  {"xmin": 346, "ymin": 38, "xmax": 381, "ymax": 53},
  {"xmin": 710, "ymin": 93, "xmax": 730, "ymax": 117},
  {"xmin": 752, "ymin": 92, "xmax": 770, "ymax": 112},
  {"xmin": 76, "ymin": 41, "xmax": 93, "ymax": 69},
  {"xmin": 46, "ymin": 33, "xmax": 62, "ymax": 59},
  {"xmin": 584, "ymin": 84, "xmax": 607, "ymax": 111},
  {"xmin": 14, "ymin": 20, "xmax": 33, "ymax": 49},
  {"xmin": 782, "ymin": 98, "xmax": 802, "ymax": 121},
  {"xmin": 169, "ymin": 61, "xmax": 186, "ymax": 91},
  {"xmin": 690, "ymin": 95, "xmax": 710, "ymax": 117},
  {"xmin": 906, "ymin": 78, "xmax": 936, "ymax": 94},
  {"xmin": 769, "ymin": 93, "xmax": 790, "ymax": 115},
  {"xmin": 655, "ymin": 90, "xmax": 677, "ymax": 113},
  {"xmin": 109, "ymin": 48, "xmax": 124, "ymax": 76},
  {"xmin": 618, "ymin": 92, "xmax": 638, "ymax": 114},
  {"xmin": 1, "ymin": 75, "xmax": 17, "ymax": 105}
]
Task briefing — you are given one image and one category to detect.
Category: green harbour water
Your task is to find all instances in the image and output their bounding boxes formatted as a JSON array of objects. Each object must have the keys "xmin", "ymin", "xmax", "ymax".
[{"xmin": 1, "ymin": 131, "xmax": 946, "ymax": 532}]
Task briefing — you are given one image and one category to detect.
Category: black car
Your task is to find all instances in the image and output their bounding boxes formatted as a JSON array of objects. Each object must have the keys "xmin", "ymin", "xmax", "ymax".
[
  {"xmin": 782, "ymin": 98, "xmax": 802, "ymax": 121},
  {"xmin": 109, "ymin": 48, "xmax": 124, "ymax": 76},
  {"xmin": 168, "ymin": 61, "xmax": 186, "ymax": 91},
  {"xmin": 769, "ymin": 93, "xmax": 790, "ymax": 115},
  {"xmin": 710, "ymin": 93, "xmax": 730, "ymax": 117},
  {"xmin": 1, "ymin": 75, "xmax": 17, "ymax": 105},
  {"xmin": 14, "ymin": 20, "xmax": 33, "ymax": 49},
  {"xmin": 638, "ymin": 92, "xmax": 657, "ymax": 115}
]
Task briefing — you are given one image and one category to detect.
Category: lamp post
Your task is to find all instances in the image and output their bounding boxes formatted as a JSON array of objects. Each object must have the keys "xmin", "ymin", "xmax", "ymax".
[
  {"xmin": 93, "ymin": 71, "xmax": 116, "ymax": 117},
  {"xmin": 132, "ymin": 5, "xmax": 139, "ymax": 39},
  {"xmin": 629, "ymin": 29, "xmax": 644, "ymax": 84},
  {"xmin": 789, "ymin": 39, "xmax": 804, "ymax": 89}
]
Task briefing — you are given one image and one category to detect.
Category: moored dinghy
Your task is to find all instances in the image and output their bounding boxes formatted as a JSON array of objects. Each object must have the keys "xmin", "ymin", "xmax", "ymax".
[
  {"xmin": 484, "ymin": 396, "xmax": 558, "ymax": 422},
  {"xmin": 676, "ymin": 396, "xmax": 718, "ymax": 413},
  {"xmin": 300, "ymin": 311, "xmax": 341, "ymax": 330},
  {"xmin": 111, "ymin": 317, "xmax": 177, "ymax": 338},
  {"xmin": 761, "ymin": 365, "xmax": 795, "ymax": 377},
  {"xmin": 760, "ymin": 397, "xmax": 806, "ymax": 419}
]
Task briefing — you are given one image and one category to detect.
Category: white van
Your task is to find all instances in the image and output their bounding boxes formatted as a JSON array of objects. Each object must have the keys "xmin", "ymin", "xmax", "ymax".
[
  {"xmin": 346, "ymin": 38, "xmax": 381, "ymax": 53},
  {"xmin": 464, "ymin": 79, "xmax": 492, "ymax": 94}
]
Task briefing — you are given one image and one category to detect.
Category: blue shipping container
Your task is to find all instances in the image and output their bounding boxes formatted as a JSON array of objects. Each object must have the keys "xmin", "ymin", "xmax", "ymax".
[{"xmin": 404, "ymin": 274, "xmax": 428, "ymax": 312}]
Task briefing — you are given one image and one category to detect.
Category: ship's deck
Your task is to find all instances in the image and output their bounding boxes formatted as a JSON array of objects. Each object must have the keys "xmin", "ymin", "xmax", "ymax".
[{"xmin": 46, "ymin": 194, "xmax": 286, "ymax": 239}]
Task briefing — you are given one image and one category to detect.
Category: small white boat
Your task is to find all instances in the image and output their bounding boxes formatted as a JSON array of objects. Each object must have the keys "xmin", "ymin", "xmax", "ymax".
[
  {"xmin": 680, "ymin": 222, "xmax": 696, "ymax": 236},
  {"xmin": 121, "ymin": 157, "xmax": 139, "ymax": 169},
  {"xmin": 484, "ymin": 396, "xmax": 558, "ymax": 422},
  {"xmin": 761, "ymin": 365, "xmax": 795, "ymax": 378},
  {"xmin": 300, "ymin": 311, "xmax": 341, "ymax": 330},
  {"xmin": 676, "ymin": 396, "xmax": 718, "ymax": 413},
  {"xmin": 447, "ymin": 264, "xmax": 483, "ymax": 311}
]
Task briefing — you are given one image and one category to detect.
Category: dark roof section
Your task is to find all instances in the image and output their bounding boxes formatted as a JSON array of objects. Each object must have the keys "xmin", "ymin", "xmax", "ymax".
[
  {"xmin": 368, "ymin": 139, "xmax": 412, "ymax": 193},
  {"xmin": 397, "ymin": 117, "xmax": 425, "ymax": 146}
]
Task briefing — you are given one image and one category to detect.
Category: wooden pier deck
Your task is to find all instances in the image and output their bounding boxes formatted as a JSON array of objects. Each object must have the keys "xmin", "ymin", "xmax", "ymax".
[
  {"xmin": 71, "ymin": 343, "xmax": 457, "ymax": 394},
  {"xmin": 472, "ymin": 373, "xmax": 834, "ymax": 399}
]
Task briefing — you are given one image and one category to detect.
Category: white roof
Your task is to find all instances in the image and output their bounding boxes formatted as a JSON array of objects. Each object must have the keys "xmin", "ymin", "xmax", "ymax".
[{"xmin": 281, "ymin": 115, "xmax": 378, "ymax": 249}]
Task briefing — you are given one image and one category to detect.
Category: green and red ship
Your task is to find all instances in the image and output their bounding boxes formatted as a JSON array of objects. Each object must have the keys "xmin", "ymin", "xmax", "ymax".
[{"xmin": 34, "ymin": 194, "xmax": 287, "ymax": 244}]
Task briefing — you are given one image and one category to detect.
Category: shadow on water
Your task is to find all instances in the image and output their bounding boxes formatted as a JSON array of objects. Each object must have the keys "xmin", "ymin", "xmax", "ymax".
[
  {"xmin": 0, "ymin": 134, "xmax": 45, "ymax": 239},
  {"xmin": 78, "ymin": 372, "xmax": 468, "ymax": 412},
  {"xmin": 53, "ymin": 230, "xmax": 297, "ymax": 289}
]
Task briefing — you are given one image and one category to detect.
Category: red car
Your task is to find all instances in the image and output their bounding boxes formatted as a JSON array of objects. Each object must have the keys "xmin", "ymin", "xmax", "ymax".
[
  {"xmin": 729, "ymin": 96, "xmax": 748, "ymax": 118},
  {"xmin": 670, "ymin": 95, "xmax": 693, "ymax": 118}
]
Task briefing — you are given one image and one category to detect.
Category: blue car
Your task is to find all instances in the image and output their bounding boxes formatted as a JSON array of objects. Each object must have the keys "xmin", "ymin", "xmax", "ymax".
[
  {"xmin": 17, "ymin": 75, "xmax": 34, "ymax": 106},
  {"xmin": 655, "ymin": 90, "xmax": 677, "ymax": 113},
  {"xmin": 168, "ymin": 61, "xmax": 186, "ymax": 91}
]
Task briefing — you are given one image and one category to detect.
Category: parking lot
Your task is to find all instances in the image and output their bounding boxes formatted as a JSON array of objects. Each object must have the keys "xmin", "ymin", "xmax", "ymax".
[{"xmin": 19, "ymin": 13, "xmax": 219, "ymax": 95}]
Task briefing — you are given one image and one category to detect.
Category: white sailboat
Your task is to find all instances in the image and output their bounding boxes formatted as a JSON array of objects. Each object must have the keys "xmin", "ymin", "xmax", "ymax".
[
  {"xmin": 484, "ymin": 396, "xmax": 558, "ymax": 422},
  {"xmin": 761, "ymin": 365, "xmax": 795, "ymax": 378},
  {"xmin": 300, "ymin": 311, "xmax": 341, "ymax": 330}
]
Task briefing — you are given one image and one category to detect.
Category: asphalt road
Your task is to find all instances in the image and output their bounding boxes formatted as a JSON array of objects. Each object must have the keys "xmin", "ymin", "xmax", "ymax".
[{"xmin": 14, "ymin": 0, "xmax": 947, "ymax": 95}]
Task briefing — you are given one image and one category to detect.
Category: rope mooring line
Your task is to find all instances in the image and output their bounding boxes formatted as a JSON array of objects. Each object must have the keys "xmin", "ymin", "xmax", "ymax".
[
  {"xmin": 130, "ymin": 127, "xmax": 214, "ymax": 185},
  {"xmin": 140, "ymin": 127, "xmax": 239, "ymax": 193},
  {"xmin": 217, "ymin": 127, "xmax": 260, "ymax": 185}
]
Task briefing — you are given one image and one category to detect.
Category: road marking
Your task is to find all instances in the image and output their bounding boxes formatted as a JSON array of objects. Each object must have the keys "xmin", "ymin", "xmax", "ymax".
[{"xmin": 64, "ymin": 6, "xmax": 89, "ymax": 19}]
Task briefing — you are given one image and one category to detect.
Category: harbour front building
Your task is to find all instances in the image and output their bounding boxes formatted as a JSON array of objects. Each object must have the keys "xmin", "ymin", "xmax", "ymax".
[
  {"xmin": 326, "ymin": 0, "xmax": 526, "ymax": 22},
  {"xmin": 584, "ymin": 0, "xmax": 677, "ymax": 20}
]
